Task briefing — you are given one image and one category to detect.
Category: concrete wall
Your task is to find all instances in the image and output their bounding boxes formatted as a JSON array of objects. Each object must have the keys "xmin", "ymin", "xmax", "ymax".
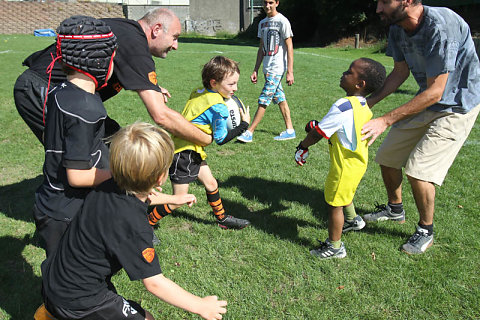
[
  {"xmin": 124, "ymin": 5, "xmax": 190, "ymax": 22},
  {"xmin": 186, "ymin": 0, "xmax": 262, "ymax": 35},
  {"xmin": 125, "ymin": 0, "xmax": 261, "ymax": 36},
  {"xmin": 187, "ymin": 0, "xmax": 240, "ymax": 35}
]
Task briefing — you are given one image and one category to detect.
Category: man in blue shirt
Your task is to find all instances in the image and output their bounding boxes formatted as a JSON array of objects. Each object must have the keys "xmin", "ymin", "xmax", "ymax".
[{"xmin": 361, "ymin": 0, "xmax": 480, "ymax": 254}]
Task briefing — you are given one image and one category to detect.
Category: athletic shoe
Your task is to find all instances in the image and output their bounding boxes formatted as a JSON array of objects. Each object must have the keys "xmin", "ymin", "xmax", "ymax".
[
  {"xmin": 363, "ymin": 203, "xmax": 405, "ymax": 223},
  {"xmin": 401, "ymin": 226, "xmax": 433, "ymax": 254},
  {"xmin": 237, "ymin": 131, "xmax": 253, "ymax": 143},
  {"xmin": 310, "ymin": 239, "xmax": 347, "ymax": 259},
  {"xmin": 218, "ymin": 215, "xmax": 250, "ymax": 229},
  {"xmin": 274, "ymin": 130, "xmax": 296, "ymax": 141},
  {"xmin": 342, "ymin": 215, "xmax": 366, "ymax": 233}
]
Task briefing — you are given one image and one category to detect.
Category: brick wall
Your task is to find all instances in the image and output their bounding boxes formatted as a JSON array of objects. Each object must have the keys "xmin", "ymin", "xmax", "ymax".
[{"xmin": 0, "ymin": 0, "xmax": 124, "ymax": 34}]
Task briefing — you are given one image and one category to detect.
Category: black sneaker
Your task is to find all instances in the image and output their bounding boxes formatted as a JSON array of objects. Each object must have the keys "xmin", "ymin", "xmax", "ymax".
[{"xmin": 218, "ymin": 215, "xmax": 250, "ymax": 229}]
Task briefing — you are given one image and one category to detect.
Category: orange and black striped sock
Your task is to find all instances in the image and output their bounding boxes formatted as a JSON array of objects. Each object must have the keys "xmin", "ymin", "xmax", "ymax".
[
  {"xmin": 206, "ymin": 188, "xmax": 226, "ymax": 221},
  {"xmin": 148, "ymin": 204, "xmax": 172, "ymax": 226}
]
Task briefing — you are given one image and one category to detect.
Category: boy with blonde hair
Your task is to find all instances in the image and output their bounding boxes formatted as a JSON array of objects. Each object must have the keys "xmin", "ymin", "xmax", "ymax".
[{"xmin": 37, "ymin": 122, "xmax": 226, "ymax": 320}]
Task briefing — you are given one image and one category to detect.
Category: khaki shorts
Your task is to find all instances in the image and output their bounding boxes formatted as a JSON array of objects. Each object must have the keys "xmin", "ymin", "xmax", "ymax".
[{"xmin": 375, "ymin": 103, "xmax": 480, "ymax": 186}]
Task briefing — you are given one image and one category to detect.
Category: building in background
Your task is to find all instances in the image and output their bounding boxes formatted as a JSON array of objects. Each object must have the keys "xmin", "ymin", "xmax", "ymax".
[{"xmin": 0, "ymin": 0, "xmax": 264, "ymax": 36}]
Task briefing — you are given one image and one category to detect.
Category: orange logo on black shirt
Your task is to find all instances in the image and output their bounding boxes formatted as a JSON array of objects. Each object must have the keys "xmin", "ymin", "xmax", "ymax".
[
  {"xmin": 148, "ymin": 71, "xmax": 158, "ymax": 85},
  {"xmin": 142, "ymin": 248, "xmax": 155, "ymax": 263},
  {"xmin": 113, "ymin": 82, "xmax": 123, "ymax": 93}
]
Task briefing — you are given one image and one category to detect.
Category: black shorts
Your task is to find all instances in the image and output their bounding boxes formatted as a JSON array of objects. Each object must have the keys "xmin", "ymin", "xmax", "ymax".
[
  {"xmin": 33, "ymin": 205, "xmax": 70, "ymax": 257},
  {"xmin": 169, "ymin": 150, "xmax": 206, "ymax": 184},
  {"xmin": 14, "ymin": 69, "xmax": 48, "ymax": 143},
  {"xmin": 45, "ymin": 290, "xmax": 146, "ymax": 320}
]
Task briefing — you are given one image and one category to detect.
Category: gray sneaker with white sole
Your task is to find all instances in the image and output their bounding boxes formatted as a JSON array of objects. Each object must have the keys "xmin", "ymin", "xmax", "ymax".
[{"xmin": 401, "ymin": 226, "xmax": 433, "ymax": 254}]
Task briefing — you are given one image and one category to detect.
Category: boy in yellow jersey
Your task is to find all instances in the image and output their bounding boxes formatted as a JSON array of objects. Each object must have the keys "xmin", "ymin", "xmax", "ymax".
[
  {"xmin": 148, "ymin": 56, "xmax": 251, "ymax": 229},
  {"xmin": 295, "ymin": 58, "xmax": 386, "ymax": 259}
]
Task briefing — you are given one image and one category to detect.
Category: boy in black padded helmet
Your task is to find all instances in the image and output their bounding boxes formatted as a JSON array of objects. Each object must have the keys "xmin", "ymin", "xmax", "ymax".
[
  {"xmin": 33, "ymin": 16, "xmax": 117, "ymax": 257},
  {"xmin": 55, "ymin": 15, "xmax": 117, "ymax": 89}
]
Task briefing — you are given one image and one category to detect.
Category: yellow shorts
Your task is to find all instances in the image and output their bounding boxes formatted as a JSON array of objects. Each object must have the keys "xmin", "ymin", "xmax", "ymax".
[{"xmin": 375, "ymin": 104, "xmax": 480, "ymax": 186}]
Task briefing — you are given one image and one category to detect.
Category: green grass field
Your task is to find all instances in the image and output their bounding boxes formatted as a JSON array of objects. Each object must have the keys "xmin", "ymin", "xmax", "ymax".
[{"xmin": 1, "ymin": 34, "xmax": 479, "ymax": 320}]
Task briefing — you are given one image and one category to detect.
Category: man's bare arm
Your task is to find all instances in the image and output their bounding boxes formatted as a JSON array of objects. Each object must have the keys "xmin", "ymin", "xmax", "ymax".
[{"xmin": 137, "ymin": 89, "xmax": 212, "ymax": 146}]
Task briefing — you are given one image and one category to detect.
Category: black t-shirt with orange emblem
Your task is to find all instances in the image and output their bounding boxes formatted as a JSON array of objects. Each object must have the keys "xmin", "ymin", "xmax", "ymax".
[
  {"xmin": 98, "ymin": 18, "xmax": 162, "ymax": 101},
  {"xmin": 23, "ymin": 18, "xmax": 162, "ymax": 102},
  {"xmin": 41, "ymin": 178, "xmax": 162, "ymax": 310}
]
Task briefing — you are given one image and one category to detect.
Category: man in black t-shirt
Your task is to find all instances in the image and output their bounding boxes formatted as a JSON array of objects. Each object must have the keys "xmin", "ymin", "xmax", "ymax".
[
  {"xmin": 38, "ymin": 123, "xmax": 226, "ymax": 320},
  {"xmin": 14, "ymin": 8, "xmax": 211, "ymax": 147}
]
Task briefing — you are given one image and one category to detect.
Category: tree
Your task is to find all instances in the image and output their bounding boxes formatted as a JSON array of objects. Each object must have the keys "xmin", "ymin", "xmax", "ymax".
[{"xmin": 278, "ymin": 0, "xmax": 379, "ymax": 46}]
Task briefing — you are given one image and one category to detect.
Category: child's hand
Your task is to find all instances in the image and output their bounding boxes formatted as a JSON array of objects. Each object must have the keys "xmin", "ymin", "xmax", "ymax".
[
  {"xmin": 239, "ymin": 105, "xmax": 250, "ymax": 124},
  {"xmin": 250, "ymin": 71, "xmax": 258, "ymax": 84},
  {"xmin": 198, "ymin": 296, "xmax": 227, "ymax": 320},
  {"xmin": 295, "ymin": 143, "xmax": 309, "ymax": 166},
  {"xmin": 172, "ymin": 194, "xmax": 197, "ymax": 207}
]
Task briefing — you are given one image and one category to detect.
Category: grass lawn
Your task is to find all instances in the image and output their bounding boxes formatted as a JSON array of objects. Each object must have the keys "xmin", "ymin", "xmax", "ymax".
[{"xmin": 0, "ymin": 34, "xmax": 479, "ymax": 319}]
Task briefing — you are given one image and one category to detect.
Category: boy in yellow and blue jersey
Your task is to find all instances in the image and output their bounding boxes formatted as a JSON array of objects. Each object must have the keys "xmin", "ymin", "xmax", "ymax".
[
  {"xmin": 295, "ymin": 58, "xmax": 386, "ymax": 259},
  {"xmin": 148, "ymin": 56, "xmax": 251, "ymax": 229}
]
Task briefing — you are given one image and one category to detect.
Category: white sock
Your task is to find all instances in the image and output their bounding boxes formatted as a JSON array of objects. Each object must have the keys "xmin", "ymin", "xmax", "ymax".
[{"xmin": 286, "ymin": 129, "xmax": 295, "ymax": 134}]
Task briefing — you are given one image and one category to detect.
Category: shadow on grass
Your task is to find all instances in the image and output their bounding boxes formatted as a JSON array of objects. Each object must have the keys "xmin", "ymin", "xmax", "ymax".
[
  {"xmin": 361, "ymin": 221, "xmax": 414, "ymax": 239},
  {"xmin": 231, "ymin": 128, "xmax": 281, "ymax": 142},
  {"xmin": 0, "ymin": 235, "xmax": 42, "ymax": 319},
  {"xmin": 0, "ymin": 175, "xmax": 42, "ymax": 223},
  {"xmin": 168, "ymin": 176, "xmax": 328, "ymax": 247},
  {"xmin": 351, "ymin": 207, "xmax": 412, "ymax": 238}
]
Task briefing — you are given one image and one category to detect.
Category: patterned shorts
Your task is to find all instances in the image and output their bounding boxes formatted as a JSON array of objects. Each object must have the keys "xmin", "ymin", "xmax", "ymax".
[{"xmin": 258, "ymin": 72, "xmax": 286, "ymax": 106}]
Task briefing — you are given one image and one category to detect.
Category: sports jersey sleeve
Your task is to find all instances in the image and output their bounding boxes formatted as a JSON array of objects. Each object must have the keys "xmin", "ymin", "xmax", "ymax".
[
  {"xmin": 115, "ymin": 229, "xmax": 162, "ymax": 281},
  {"xmin": 101, "ymin": 19, "xmax": 162, "ymax": 94},
  {"xmin": 62, "ymin": 115, "xmax": 98, "ymax": 170},
  {"xmin": 318, "ymin": 98, "xmax": 353, "ymax": 139},
  {"xmin": 210, "ymin": 103, "xmax": 229, "ymax": 144}
]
